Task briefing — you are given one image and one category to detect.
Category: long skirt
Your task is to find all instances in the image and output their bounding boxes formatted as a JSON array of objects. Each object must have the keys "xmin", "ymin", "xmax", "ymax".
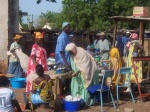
[
  {"xmin": 8, "ymin": 62, "xmax": 22, "ymax": 77},
  {"xmin": 70, "ymin": 58, "xmax": 99, "ymax": 106}
]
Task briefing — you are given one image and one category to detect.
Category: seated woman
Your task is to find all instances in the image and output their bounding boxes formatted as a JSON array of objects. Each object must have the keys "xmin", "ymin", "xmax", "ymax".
[
  {"xmin": 30, "ymin": 64, "xmax": 53, "ymax": 105},
  {"xmin": 101, "ymin": 47, "xmax": 124, "ymax": 86},
  {"xmin": 65, "ymin": 43, "xmax": 99, "ymax": 106}
]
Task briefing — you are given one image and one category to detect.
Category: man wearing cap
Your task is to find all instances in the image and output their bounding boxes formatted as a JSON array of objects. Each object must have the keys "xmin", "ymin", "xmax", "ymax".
[
  {"xmin": 95, "ymin": 32, "xmax": 110, "ymax": 61},
  {"xmin": 55, "ymin": 22, "xmax": 71, "ymax": 94},
  {"xmin": 7, "ymin": 34, "xmax": 23, "ymax": 77},
  {"xmin": 55, "ymin": 22, "xmax": 71, "ymax": 68}
]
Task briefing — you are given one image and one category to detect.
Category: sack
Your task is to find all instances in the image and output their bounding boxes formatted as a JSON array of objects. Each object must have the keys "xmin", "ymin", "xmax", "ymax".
[{"xmin": 15, "ymin": 49, "xmax": 29, "ymax": 73}]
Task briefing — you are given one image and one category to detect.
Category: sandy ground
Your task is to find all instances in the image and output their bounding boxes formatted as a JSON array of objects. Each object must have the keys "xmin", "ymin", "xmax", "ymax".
[{"xmin": 12, "ymin": 88, "xmax": 150, "ymax": 112}]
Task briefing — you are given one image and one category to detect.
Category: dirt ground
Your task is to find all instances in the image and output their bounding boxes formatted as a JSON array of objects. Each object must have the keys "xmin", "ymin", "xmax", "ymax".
[{"xmin": 13, "ymin": 88, "xmax": 150, "ymax": 112}]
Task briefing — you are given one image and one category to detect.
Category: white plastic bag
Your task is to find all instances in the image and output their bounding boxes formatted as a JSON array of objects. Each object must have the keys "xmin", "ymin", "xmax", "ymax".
[
  {"xmin": 15, "ymin": 49, "xmax": 29, "ymax": 73},
  {"xmin": 65, "ymin": 95, "xmax": 73, "ymax": 101}
]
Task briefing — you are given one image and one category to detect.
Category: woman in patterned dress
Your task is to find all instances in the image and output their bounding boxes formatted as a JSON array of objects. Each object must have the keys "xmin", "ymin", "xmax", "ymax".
[
  {"xmin": 126, "ymin": 33, "xmax": 143, "ymax": 83},
  {"xmin": 26, "ymin": 32, "xmax": 48, "ymax": 92},
  {"xmin": 30, "ymin": 65, "xmax": 53, "ymax": 104}
]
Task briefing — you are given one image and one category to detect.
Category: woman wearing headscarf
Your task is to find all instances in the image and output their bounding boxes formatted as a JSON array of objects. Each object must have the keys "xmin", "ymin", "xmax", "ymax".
[
  {"xmin": 26, "ymin": 32, "xmax": 48, "ymax": 92},
  {"xmin": 126, "ymin": 33, "xmax": 143, "ymax": 83},
  {"xmin": 109, "ymin": 48, "xmax": 124, "ymax": 85},
  {"xmin": 7, "ymin": 34, "xmax": 23, "ymax": 77},
  {"xmin": 65, "ymin": 43, "xmax": 99, "ymax": 106}
]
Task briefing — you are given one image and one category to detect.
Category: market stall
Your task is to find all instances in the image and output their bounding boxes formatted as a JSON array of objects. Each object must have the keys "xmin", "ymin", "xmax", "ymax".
[{"xmin": 110, "ymin": 16, "xmax": 150, "ymax": 101}]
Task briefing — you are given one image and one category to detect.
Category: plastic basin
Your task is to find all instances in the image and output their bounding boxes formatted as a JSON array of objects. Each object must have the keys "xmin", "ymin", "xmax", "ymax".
[
  {"xmin": 63, "ymin": 99, "xmax": 81, "ymax": 111},
  {"xmin": 10, "ymin": 78, "xmax": 26, "ymax": 89}
]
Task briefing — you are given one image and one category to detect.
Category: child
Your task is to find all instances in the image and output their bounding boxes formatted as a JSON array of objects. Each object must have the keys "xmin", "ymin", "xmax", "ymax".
[{"xmin": 0, "ymin": 76, "xmax": 22, "ymax": 112}]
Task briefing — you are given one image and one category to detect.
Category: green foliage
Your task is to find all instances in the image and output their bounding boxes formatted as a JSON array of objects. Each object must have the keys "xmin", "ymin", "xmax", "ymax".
[
  {"xmin": 60, "ymin": 0, "xmax": 150, "ymax": 31},
  {"xmin": 35, "ymin": 11, "xmax": 61, "ymax": 29},
  {"xmin": 34, "ymin": 0, "xmax": 150, "ymax": 30},
  {"xmin": 36, "ymin": 0, "xmax": 56, "ymax": 4}
]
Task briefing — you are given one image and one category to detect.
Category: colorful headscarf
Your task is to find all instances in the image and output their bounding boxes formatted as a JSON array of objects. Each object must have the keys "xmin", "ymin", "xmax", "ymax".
[
  {"xmin": 130, "ymin": 33, "xmax": 138, "ymax": 40},
  {"xmin": 34, "ymin": 32, "xmax": 44, "ymax": 39},
  {"xmin": 109, "ymin": 47, "xmax": 123, "ymax": 84},
  {"xmin": 13, "ymin": 34, "xmax": 23, "ymax": 40}
]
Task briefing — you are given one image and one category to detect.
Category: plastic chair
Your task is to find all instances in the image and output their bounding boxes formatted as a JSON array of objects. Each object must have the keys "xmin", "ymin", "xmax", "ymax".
[
  {"xmin": 116, "ymin": 67, "xmax": 135, "ymax": 106},
  {"xmin": 88, "ymin": 70, "xmax": 116, "ymax": 112},
  {"xmin": 99, "ymin": 70, "xmax": 116, "ymax": 112}
]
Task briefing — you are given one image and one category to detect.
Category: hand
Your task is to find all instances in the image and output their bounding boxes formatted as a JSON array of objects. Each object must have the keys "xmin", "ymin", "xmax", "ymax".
[
  {"xmin": 72, "ymin": 71, "xmax": 79, "ymax": 77},
  {"xmin": 69, "ymin": 71, "xmax": 74, "ymax": 77}
]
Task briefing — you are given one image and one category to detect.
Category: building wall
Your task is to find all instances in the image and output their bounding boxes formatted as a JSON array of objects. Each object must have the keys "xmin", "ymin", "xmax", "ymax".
[{"xmin": 0, "ymin": 0, "xmax": 19, "ymax": 73}]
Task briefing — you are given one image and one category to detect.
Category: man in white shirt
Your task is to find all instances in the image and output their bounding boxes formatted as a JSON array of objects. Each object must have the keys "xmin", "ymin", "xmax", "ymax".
[{"xmin": 95, "ymin": 32, "xmax": 110, "ymax": 61}]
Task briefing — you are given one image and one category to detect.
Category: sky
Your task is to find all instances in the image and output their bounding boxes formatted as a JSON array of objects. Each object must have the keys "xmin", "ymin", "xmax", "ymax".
[{"xmin": 19, "ymin": 0, "xmax": 63, "ymax": 23}]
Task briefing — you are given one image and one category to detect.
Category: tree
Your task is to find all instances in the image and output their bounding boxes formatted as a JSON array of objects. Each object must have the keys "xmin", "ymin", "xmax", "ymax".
[
  {"xmin": 36, "ymin": 0, "xmax": 56, "ymax": 4},
  {"xmin": 34, "ymin": 11, "xmax": 61, "ymax": 29},
  {"xmin": 61, "ymin": 0, "xmax": 150, "ymax": 31}
]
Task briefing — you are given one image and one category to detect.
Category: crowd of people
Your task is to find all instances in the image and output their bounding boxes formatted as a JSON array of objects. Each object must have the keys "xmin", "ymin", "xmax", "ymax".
[{"xmin": 0, "ymin": 21, "xmax": 145, "ymax": 111}]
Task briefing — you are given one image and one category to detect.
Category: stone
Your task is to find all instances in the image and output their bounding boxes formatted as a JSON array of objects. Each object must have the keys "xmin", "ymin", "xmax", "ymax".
[{"xmin": 124, "ymin": 108, "xmax": 134, "ymax": 112}]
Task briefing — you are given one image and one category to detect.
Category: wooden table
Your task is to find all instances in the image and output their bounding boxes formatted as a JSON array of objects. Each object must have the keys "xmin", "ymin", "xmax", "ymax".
[
  {"xmin": 46, "ymin": 71, "xmax": 71, "ymax": 100},
  {"xmin": 132, "ymin": 56, "xmax": 150, "ymax": 101}
]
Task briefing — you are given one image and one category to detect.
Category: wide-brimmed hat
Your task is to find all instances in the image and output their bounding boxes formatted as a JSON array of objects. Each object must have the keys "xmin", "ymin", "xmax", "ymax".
[
  {"xmin": 62, "ymin": 22, "xmax": 69, "ymax": 29},
  {"xmin": 13, "ymin": 34, "xmax": 23, "ymax": 40},
  {"xmin": 34, "ymin": 32, "xmax": 44, "ymax": 39},
  {"xmin": 100, "ymin": 32, "xmax": 105, "ymax": 36}
]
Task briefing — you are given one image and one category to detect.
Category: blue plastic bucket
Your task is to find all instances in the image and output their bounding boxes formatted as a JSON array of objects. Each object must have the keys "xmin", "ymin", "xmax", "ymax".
[
  {"xmin": 63, "ymin": 99, "xmax": 81, "ymax": 111},
  {"xmin": 10, "ymin": 78, "xmax": 26, "ymax": 89}
]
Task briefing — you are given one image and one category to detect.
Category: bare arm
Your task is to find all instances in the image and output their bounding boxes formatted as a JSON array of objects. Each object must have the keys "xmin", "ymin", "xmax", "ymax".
[
  {"xmin": 135, "ymin": 42, "xmax": 143, "ymax": 50},
  {"xmin": 60, "ymin": 51, "xmax": 70, "ymax": 68},
  {"xmin": 12, "ymin": 99, "xmax": 22, "ymax": 112},
  {"xmin": 135, "ymin": 42, "xmax": 144, "ymax": 54},
  {"xmin": 72, "ymin": 70, "xmax": 80, "ymax": 77}
]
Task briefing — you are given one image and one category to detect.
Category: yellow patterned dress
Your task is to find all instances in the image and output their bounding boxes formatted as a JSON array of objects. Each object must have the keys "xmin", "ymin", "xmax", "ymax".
[
  {"xmin": 127, "ymin": 41, "xmax": 142, "ymax": 83},
  {"xmin": 109, "ymin": 48, "xmax": 124, "ymax": 85},
  {"xmin": 30, "ymin": 80, "xmax": 53, "ymax": 104}
]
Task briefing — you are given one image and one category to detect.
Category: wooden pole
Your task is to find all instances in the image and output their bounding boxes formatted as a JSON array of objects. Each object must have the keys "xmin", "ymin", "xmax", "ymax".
[
  {"xmin": 139, "ymin": 22, "xmax": 144, "ymax": 46},
  {"xmin": 113, "ymin": 21, "xmax": 117, "ymax": 47}
]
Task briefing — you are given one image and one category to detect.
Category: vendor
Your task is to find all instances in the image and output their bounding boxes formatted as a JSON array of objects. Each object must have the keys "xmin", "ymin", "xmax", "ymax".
[
  {"xmin": 55, "ymin": 22, "xmax": 72, "ymax": 94},
  {"xmin": 8, "ymin": 34, "xmax": 23, "ymax": 77},
  {"xmin": 126, "ymin": 33, "xmax": 143, "ymax": 83},
  {"xmin": 55, "ymin": 22, "xmax": 71, "ymax": 69},
  {"xmin": 26, "ymin": 32, "xmax": 48, "ymax": 92},
  {"xmin": 65, "ymin": 43, "xmax": 99, "ymax": 106}
]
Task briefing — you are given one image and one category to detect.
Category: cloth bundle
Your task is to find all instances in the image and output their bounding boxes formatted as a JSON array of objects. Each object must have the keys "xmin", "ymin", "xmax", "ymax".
[{"xmin": 15, "ymin": 49, "xmax": 29, "ymax": 73}]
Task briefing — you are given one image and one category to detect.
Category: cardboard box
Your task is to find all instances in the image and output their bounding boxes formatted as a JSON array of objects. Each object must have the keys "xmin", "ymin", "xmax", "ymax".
[{"xmin": 133, "ymin": 6, "xmax": 150, "ymax": 17}]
